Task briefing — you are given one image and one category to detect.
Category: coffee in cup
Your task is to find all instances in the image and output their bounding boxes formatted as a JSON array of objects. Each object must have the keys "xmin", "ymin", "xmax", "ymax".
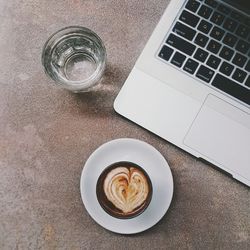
[{"xmin": 96, "ymin": 161, "xmax": 152, "ymax": 219}]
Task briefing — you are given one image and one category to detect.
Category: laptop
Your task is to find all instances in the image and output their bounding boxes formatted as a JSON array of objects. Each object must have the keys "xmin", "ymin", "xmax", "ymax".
[{"xmin": 114, "ymin": 0, "xmax": 250, "ymax": 186}]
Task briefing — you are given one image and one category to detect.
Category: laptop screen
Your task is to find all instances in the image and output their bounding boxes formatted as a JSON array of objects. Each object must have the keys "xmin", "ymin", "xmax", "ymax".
[{"xmin": 223, "ymin": 0, "xmax": 250, "ymax": 13}]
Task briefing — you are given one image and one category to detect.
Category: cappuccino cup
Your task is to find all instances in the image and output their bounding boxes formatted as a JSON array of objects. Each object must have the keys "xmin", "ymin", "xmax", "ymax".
[{"xmin": 96, "ymin": 161, "xmax": 153, "ymax": 219}]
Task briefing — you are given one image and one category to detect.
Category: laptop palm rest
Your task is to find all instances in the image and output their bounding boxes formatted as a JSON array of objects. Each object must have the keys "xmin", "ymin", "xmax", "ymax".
[{"xmin": 184, "ymin": 94, "xmax": 250, "ymax": 182}]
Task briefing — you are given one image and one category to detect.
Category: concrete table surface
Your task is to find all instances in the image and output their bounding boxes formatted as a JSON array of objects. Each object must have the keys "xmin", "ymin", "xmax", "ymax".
[{"xmin": 0, "ymin": 0, "xmax": 249, "ymax": 249}]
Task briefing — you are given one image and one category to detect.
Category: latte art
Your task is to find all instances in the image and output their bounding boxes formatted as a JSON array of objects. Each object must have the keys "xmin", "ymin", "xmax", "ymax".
[
  {"xmin": 103, "ymin": 167, "xmax": 149, "ymax": 214},
  {"xmin": 97, "ymin": 162, "xmax": 152, "ymax": 218}
]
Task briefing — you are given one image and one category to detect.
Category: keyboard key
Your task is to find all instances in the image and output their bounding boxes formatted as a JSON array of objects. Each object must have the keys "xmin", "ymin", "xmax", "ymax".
[
  {"xmin": 231, "ymin": 11, "xmax": 245, "ymax": 23},
  {"xmin": 235, "ymin": 40, "xmax": 250, "ymax": 54},
  {"xmin": 232, "ymin": 68, "xmax": 247, "ymax": 83},
  {"xmin": 194, "ymin": 48, "xmax": 209, "ymax": 62},
  {"xmin": 210, "ymin": 11, "xmax": 225, "ymax": 25},
  {"xmin": 219, "ymin": 62, "xmax": 234, "ymax": 76},
  {"xmin": 171, "ymin": 51, "xmax": 186, "ymax": 67},
  {"xmin": 197, "ymin": 19, "xmax": 212, "ymax": 34},
  {"xmin": 245, "ymin": 75, "xmax": 250, "ymax": 87},
  {"xmin": 172, "ymin": 22, "xmax": 196, "ymax": 41},
  {"xmin": 217, "ymin": 4, "xmax": 231, "ymax": 15},
  {"xmin": 183, "ymin": 58, "xmax": 199, "ymax": 74},
  {"xmin": 245, "ymin": 18, "xmax": 250, "ymax": 27},
  {"xmin": 204, "ymin": 0, "xmax": 218, "ymax": 8},
  {"xmin": 158, "ymin": 45, "xmax": 174, "ymax": 61},
  {"xmin": 232, "ymin": 53, "xmax": 247, "ymax": 67},
  {"xmin": 210, "ymin": 26, "xmax": 225, "ymax": 41},
  {"xmin": 194, "ymin": 33, "xmax": 209, "ymax": 47},
  {"xmin": 212, "ymin": 74, "xmax": 250, "ymax": 105},
  {"xmin": 179, "ymin": 10, "xmax": 200, "ymax": 27},
  {"xmin": 206, "ymin": 54, "xmax": 221, "ymax": 69},
  {"xmin": 207, "ymin": 39, "xmax": 221, "ymax": 54},
  {"xmin": 236, "ymin": 25, "xmax": 250, "ymax": 39},
  {"xmin": 196, "ymin": 65, "xmax": 215, "ymax": 83},
  {"xmin": 219, "ymin": 46, "xmax": 234, "ymax": 61},
  {"xmin": 166, "ymin": 33, "xmax": 196, "ymax": 56},
  {"xmin": 185, "ymin": 0, "xmax": 201, "ymax": 13},
  {"xmin": 198, "ymin": 5, "xmax": 213, "ymax": 19},
  {"xmin": 223, "ymin": 33, "xmax": 238, "ymax": 47},
  {"xmin": 245, "ymin": 60, "xmax": 250, "ymax": 72},
  {"xmin": 223, "ymin": 18, "xmax": 238, "ymax": 33}
]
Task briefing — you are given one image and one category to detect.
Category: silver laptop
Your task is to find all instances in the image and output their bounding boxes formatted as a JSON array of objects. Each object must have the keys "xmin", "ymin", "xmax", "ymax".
[{"xmin": 114, "ymin": 0, "xmax": 250, "ymax": 186}]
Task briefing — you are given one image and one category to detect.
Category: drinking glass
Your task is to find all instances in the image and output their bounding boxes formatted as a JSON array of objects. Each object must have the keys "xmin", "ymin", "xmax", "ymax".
[{"xmin": 42, "ymin": 26, "xmax": 106, "ymax": 92}]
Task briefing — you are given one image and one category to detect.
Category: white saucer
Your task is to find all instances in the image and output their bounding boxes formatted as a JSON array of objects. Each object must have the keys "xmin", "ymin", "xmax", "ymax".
[{"xmin": 80, "ymin": 138, "xmax": 174, "ymax": 234}]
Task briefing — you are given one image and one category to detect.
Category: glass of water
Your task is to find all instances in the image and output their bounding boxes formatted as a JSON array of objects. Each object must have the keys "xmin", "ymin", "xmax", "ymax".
[{"xmin": 42, "ymin": 26, "xmax": 106, "ymax": 92}]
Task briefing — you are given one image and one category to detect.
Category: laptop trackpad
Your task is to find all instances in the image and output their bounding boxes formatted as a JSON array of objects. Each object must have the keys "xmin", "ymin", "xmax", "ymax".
[{"xmin": 184, "ymin": 94, "xmax": 250, "ymax": 180}]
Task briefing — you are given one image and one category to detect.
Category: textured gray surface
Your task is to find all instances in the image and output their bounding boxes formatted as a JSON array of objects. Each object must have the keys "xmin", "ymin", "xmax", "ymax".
[{"xmin": 0, "ymin": 0, "xmax": 249, "ymax": 249}]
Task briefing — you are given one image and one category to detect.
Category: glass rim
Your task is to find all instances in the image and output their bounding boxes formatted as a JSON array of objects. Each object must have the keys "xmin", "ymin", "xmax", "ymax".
[{"xmin": 41, "ymin": 26, "xmax": 107, "ymax": 90}]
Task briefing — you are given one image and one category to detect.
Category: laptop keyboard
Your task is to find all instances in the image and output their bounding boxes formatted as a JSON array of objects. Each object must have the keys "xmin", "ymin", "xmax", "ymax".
[{"xmin": 158, "ymin": 0, "xmax": 250, "ymax": 106}]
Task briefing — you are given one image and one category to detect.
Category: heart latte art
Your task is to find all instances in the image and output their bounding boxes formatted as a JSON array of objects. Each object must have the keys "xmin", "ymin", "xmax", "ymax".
[
  {"xmin": 97, "ymin": 162, "xmax": 152, "ymax": 218},
  {"xmin": 104, "ymin": 167, "xmax": 149, "ymax": 214}
]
